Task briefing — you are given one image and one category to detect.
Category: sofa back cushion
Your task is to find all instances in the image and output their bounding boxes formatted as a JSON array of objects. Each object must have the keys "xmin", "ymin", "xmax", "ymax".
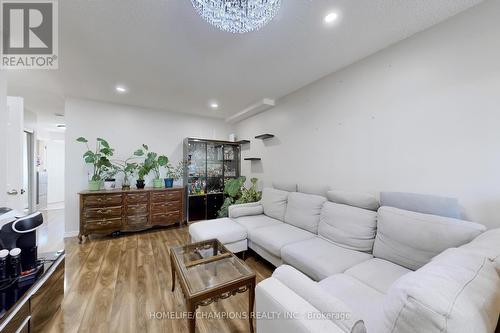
[
  {"xmin": 297, "ymin": 184, "xmax": 331, "ymax": 197},
  {"xmin": 318, "ymin": 202, "xmax": 377, "ymax": 252},
  {"xmin": 272, "ymin": 181, "xmax": 297, "ymax": 192},
  {"xmin": 460, "ymin": 228, "xmax": 500, "ymax": 274},
  {"xmin": 261, "ymin": 187, "xmax": 289, "ymax": 221},
  {"xmin": 327, "ymin": 190, "xmax": 380, "ymax": 211},
  {"xmin": 379, "ymin": 248, "xmax": 500, "ymax": 333},
  {"xmin": 284, "ymin": 192, "xmax": 326, "ymax": 233},
  {"xmin": 373, "ymin": 206, "xmax": 486, "ymax": 270},
  {"xmin": 380, "ymin": 192, "xmax": 461, "ymax": 219}
]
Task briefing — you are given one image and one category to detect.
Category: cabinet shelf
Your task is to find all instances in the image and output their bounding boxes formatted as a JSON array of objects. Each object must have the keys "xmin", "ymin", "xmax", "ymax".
[{"xmin": 255, "ymin": 134, "xmax": 274, "ymax": 140}]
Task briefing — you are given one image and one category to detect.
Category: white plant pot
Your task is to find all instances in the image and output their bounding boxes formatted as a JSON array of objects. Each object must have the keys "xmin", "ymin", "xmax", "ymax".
[{"xmin": 103, "ymin": 180, "xmax": 116, "ymax": 190}]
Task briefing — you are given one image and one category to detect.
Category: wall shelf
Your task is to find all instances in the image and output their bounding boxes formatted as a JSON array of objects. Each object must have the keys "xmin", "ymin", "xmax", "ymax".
[
  {"xmin": 244, "ymin": 158, "xmax": 261, "ymax": 161},
  {"xmin": 255, "ymin": 134, "xmax": 274, "ymax": 140},
  {"xmin": 237, "ymin": 140, "xmax": 251, "ymax": 145}
]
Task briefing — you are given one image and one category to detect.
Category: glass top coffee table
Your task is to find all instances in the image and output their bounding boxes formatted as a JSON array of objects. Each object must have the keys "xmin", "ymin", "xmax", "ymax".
[{"xmin": 170, "ymin": 239, "xmax": 256, "ymax": 333}]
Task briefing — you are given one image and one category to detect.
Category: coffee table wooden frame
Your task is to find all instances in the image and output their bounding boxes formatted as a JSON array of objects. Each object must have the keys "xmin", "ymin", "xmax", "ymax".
[{"xmin": 170, "ymin": 239, "xmax": 256, "ymax": 333}]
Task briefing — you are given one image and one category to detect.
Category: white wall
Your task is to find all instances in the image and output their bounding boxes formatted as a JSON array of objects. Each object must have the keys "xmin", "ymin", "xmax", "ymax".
[
  {"xmin": 64, "ymin": 98, "xmax": 232, "ymax": 236},
  {"xmin": 236, "ymin": 0, "xmax": 500, "ymax": 229},
  {"xmin": 47, "ymin": 140, "xmax": 65, "ymax": 203},
  {"xmin": 0, "ymin": 73, "xmax": 6, "ymax": 206}
]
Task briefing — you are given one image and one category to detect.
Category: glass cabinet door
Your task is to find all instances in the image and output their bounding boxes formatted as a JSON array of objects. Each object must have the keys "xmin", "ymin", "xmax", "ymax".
[
  {"xmin": 223, "ymin": 145, "xmax": 240, "ymax": 179},
  {"xmin": 187, "ymin": 141, "xmax": 206, "ymax": 195},
  {"xmin": 206, "ymin": 143, "xmax": 224, "ymax": 194}
]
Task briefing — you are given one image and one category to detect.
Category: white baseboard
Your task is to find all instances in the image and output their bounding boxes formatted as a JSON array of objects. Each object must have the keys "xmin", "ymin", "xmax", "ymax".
[{"xmin": 64, "ymin": 230, "xmax": 79, "ymax": 238}]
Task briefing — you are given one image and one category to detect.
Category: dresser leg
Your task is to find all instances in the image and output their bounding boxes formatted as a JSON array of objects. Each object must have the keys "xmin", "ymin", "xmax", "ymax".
[{"xmin": 78, "ymin": 234, "xmax": 83, "ymax": 244}]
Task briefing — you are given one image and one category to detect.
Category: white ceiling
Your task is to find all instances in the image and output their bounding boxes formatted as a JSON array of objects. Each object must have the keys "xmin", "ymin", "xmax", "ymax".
[{"xmin": 6, "ymin": 0, "xmax": 483, "ymax": 124}]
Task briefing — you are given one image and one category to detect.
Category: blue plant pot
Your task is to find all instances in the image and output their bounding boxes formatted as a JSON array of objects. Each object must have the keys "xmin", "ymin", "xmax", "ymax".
[{"xmin": 164, "ymin": 178, "xmax": 174, "ymax": 188}]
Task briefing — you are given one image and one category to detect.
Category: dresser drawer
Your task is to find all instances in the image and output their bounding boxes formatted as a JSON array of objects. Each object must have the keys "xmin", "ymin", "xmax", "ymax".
[
  {"xmin": 125, "ymin": 192, "xmax": 149, "ymax": 204},
  {"xmin": 84, "ymin": 206, "xmax": 122, "ymax": 219},
  {"xmin": 83, "ymin": 194, "xmax": 122, "ymax": 207},
  {"xmin": 126, "ymin": 203, "xmax": 148, "ymax": 216},
  {"xmin": 151, "ymin": 202, "xmax": 167, "ymax": 215},
  {"xmin": 151, "ymin": 190, "xmax": 182, "ymax": 203},
  {"xmin": 85, "ymin": 218, "xmax": 122, "ymax": 232},
  {"xmin": 125, "ymin": 215, "xmax": 149, "ymax": 227},
  {"xmin": 151, "ymin": 211, "xmax": 180, "ymax": 226}
]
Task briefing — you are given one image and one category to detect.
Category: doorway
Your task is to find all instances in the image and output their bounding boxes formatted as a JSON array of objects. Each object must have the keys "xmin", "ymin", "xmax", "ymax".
[{"xmin": 23, "ymin": 130, "xmax": 35, "ymax": 213}]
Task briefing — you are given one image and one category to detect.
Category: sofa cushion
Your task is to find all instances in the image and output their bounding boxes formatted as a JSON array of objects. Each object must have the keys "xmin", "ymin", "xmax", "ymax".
[
  {"xmin": 326, "ymin": 190, "xmax": 380, "ymax": 211},
  {"xmin": 460, "ymin": 228, "xmax": 500, "ymax": 274},
  {"xmin": 284, "ymin": 192, "xmax": 326, "ymax": 233},
  {"xmin": 318, "ymin": 202, "xmax": 377, "ymax": 252},
  {"xmin": 344, "ymin": 258, "xmax": 411, "ymax": 294},
  {"xmin": 249, "ymin": 224, "xmax": 316, "ymax": 258},
  {"xmin": 228, "ymin": 202, "xmax": 263, "ymax": 219},
  {"xmin": 233, "ymin": 214, "xmax": 282, "ymax": 232},
  {"xmin": 261, "ymin": 188, "xmax": 289, "ymax": 221},
  {"xmin": 373, "ymin": 206, "xmax": 486, "ymax": 270},
  {"xmin": 272, "ymin": 181, "xmax": 297, "ymax": 192},
  {"xmin": 273, "ymin": 265, "xmax": 367, "ymax": 333},
  {"xmin": 189, "ymin": 218, "xmax": 247, "ymax": 244},
  {"xmin": 281, "ymin": 237, "xmax": 373, "ymax": 281},
  {"xmin": 297, "ymin": 183, "xmax": 330, "ymax": 197},
  {"xmin": 380, "ymin": 192, "xmax": 461, "ymax": 219},
  {"xmin": 320, "ymin": 274, "xmax": 385, "ymax": 333},
  {"xmin": 379, "ymin": 248, "xmax": 500, "ymax": 333}
]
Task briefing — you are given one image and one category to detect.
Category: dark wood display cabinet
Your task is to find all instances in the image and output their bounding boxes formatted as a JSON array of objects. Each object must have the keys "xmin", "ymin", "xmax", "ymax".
[
  {"xmin": 183, "ymin": 138, "xmax": 241, "ymax": 221},
  {"xmin": 78, "ymin": 187, "xmax": 185, "ymax": 242}
]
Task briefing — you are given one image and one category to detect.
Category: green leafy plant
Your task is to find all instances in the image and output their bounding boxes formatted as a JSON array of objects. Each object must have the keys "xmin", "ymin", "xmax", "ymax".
[
  {"xmin": 218, "ymin": 177, "xmax": 261, "ymax": 218},
  {"xmin": 133, "ymin": 145, "xmax": 169, "ymax": 180},
  {"xmin": 166, "ymin": 160, "xmax": 186, "ymax": 181},
  {"xmin": 76, "ymin": 137, "xmax": 114, "ymax": 182}
]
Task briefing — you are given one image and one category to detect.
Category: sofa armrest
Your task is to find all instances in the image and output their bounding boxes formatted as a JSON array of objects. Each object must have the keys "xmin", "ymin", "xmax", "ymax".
[
  {"xmin": 228, "ymin": 202, "xmax": 263, "ymax": 219},
  {"xmin": 256, "ymin": 277, "xmax": 346, "ymax": 333},
  {"xmin": 272, "ymin": 265, "xmax": 366, "ymax": 333}
]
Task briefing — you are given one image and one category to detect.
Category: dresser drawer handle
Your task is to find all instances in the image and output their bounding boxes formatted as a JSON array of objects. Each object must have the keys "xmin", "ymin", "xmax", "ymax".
[{"xmin": 96, "ymin": 220, "xmax": 117, "ymax": 226}]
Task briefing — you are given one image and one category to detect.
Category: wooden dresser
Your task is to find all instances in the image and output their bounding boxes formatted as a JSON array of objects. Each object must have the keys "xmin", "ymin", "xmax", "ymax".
[{"xmin": 78, "ymin": 187, "xmax": 185, "ymax": 242}]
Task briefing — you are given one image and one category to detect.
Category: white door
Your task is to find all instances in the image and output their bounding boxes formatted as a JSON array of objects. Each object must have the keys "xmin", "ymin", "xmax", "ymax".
[{"xmin": 4, "ymin": 97, "xmax": 25, "ymax": 211}]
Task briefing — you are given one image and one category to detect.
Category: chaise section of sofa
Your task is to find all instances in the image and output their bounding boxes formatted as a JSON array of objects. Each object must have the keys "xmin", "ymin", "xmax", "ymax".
[{"xmin": 251, "ymin": 189, "xmax": 498, "ymax": 333}]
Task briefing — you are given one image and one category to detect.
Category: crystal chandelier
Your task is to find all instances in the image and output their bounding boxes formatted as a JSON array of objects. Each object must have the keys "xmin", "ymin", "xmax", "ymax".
[{"xmin": 190, "ymin": 0, "xmax": 281, "ymax": 34}]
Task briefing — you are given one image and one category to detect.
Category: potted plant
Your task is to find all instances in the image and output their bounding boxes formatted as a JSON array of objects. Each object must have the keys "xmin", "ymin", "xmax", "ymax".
[
  {"xmin": 218, "ymin": 177, "xmax": 261, "ymax": 218},
  {"xmin": 103, "ymin": 166, "xmax": 117, "ymax": 190},
  {"xmin": 165, "ymin": 160, "xmax": 185, "ymax": 188},
  {"xmin": 76, "ymin": 137, "xmax": 114, "ymax": 191},
  {"xmin": 111, "ymin": 149, "xmax": 143, "ymax": 190},
  {"xmin": 133, "ymin": 145, "xmax": 168, "ymax": 188},
  {"xmin": 111, "ymin": 160, "xmax": 138, "ymax": 190}
]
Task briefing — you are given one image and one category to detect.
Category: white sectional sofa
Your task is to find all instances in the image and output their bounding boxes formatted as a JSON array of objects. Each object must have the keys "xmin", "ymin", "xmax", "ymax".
[{"xmin": 225, "ymin": 186, "xmax": 500, "ymax": 333}]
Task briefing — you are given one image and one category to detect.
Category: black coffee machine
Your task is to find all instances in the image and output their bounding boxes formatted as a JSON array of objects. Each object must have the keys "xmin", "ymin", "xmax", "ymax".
[{"xmin": 0, "ymin": 208, "xmax": 44, "ymax": 284}]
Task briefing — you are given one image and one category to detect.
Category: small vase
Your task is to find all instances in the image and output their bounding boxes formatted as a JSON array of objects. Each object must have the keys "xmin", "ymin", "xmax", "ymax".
[
  {"xmin": 153, "ymin": 178, "xmax": 164, "ymax": 188},
  {"xmin": 164, "ymin": 178, "xmax": 174, "ymax": 188},
  {"xmin": 122, "ymin": 175, "xmax": 131, "ymax": 190},
  {"xmin": 136, "ymin": 179, "xmax": 145, "ymax": 189},
  {"xmin": 88, "ymin": 180, "xmax": 101, "ymax": 191}
]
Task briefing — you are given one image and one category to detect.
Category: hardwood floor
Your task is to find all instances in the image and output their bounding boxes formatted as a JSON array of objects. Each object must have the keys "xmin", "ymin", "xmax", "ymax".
[{"xmin": 44, "ymin": 226, "xmax": 274, "ymax": 333}]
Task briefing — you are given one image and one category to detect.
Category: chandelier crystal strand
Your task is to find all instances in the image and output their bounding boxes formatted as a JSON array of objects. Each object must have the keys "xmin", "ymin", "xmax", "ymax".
[{"xmin": 191, "ymin": 0, "xmax": 281, "ymax": 34}]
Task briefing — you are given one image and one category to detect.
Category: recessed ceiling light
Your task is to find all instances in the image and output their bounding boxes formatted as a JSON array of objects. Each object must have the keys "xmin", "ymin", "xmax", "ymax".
[
  {"xmin": 115, "ymin": 85, "xmax": 127, "ymax": 93},
  {"xmin": 210, "ymin": 102, "xmax": 219, "ymax": 109},
  {"xmin": 324, "ymin": 12, "xmax": 339, "ymax": 24}
]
